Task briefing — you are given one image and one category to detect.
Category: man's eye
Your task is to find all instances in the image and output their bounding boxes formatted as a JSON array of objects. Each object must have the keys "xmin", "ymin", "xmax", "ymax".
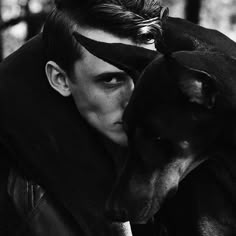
[
  {"xmin": 96, "ymin": 72, "xmax": 132, "ymax": 89},
  {"xmin": 99, "ymin": 75, "xmax": 128, "ymax": 88},
  {"xmin": 138, "ymin": 33, "xmax": 155, "ymax": 44},
  {"xmin": 103, "ymin": 77, "xmax": 123, "ymax": 85}
]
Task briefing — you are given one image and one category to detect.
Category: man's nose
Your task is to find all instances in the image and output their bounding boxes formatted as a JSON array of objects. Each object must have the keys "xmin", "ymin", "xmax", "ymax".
[{"xmin": 121, "ymin": 78, "xmax": 135, "ymax": 108}]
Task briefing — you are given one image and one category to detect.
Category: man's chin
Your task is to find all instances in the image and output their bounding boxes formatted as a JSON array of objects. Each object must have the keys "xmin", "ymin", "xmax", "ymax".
[
  {"xmin": 106, "ymin": 131, "xmax": 128, "ymax": 147},
  {"xmin": 112, "ymin": 134, "xmax": 128, "ymax": 147}
]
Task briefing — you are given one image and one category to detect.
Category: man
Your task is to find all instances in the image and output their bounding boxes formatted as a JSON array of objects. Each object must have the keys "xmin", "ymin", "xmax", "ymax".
[
  {"xmin": 43, "ymin": 2, "xmax": 158, "ymax": 147},
  {"xmin": 0, "ymin": 0, "xmax": 165, "ymax": 235}
]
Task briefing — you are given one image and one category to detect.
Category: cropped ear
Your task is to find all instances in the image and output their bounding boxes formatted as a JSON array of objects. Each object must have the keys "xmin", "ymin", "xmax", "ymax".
[
  {"xmin": 178, "ymin": 67, "xmax": 218, "ymax": 109},
  {"xmin": 73, "ymin": 31, "xmax": 157, "ymax": 80}
]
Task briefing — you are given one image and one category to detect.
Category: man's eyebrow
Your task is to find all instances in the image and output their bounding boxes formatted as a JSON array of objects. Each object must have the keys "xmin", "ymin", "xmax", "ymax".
[{"xmin": 94, "ymin": 71, "xmax": 128, "ymax": 80}]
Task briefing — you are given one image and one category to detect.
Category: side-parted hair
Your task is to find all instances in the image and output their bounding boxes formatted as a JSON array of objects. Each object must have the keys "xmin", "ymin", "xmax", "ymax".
[{"xmin": 42, "ymin": 0, "xmax": 168, "ymax": 76}]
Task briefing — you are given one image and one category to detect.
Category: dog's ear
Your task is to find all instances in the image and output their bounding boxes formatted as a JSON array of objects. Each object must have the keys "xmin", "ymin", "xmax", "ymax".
[
  {"xmin": 73, "ymin": 32, "xmax": 157, "ymax": 80},
  {"xmin": 178, "ymin": 67, "xmax": 218, "ymax": 109}
]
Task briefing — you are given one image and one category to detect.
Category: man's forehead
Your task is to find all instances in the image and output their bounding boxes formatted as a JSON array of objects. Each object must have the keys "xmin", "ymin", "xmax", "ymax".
[{"xmin": 76, "ymin": 25, "xmax": 134, "ymax": 44}]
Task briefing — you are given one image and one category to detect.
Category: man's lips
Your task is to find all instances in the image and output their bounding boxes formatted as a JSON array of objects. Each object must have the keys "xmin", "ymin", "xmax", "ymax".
[{"xmin": 111, "ymin": 121, "xmax": 125, "ymax": 132}]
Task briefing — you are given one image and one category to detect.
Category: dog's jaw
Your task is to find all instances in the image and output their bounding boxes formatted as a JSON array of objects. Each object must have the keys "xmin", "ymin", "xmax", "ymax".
[{"xmin": 106, "ymin": 139, "xmax": 206, "ymax": 223}]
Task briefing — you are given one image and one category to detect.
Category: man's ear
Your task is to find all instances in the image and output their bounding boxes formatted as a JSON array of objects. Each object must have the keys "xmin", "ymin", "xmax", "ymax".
[
  {"xmin": 178, "ymin": 68, "xmax": 218, "ymax": 109},
  {"xmin": 45, "ymin": 61, "xmax": 71, "ymax": 97}
]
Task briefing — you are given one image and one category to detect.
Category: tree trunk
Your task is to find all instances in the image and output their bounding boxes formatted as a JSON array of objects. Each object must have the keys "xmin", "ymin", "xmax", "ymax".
[
  {"xmin": 26, "ymin": 13, "xmax": 47, "ymax": 40},
  {"xmin": 0, "ymin": 0, "xmax": 3, "ymax": 62},
  {"xmin": 185, "ymin": 0, "xmax": 202, "ymax": 24},
  {"xmin": 25, "ymin": 0, "xmax": 47, "ymax": 40}
]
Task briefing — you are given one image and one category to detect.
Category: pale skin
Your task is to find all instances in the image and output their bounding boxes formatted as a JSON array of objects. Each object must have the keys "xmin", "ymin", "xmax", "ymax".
[{"xmin": 45, "ymin": 25, "xmax": 155, "ymax": 146}]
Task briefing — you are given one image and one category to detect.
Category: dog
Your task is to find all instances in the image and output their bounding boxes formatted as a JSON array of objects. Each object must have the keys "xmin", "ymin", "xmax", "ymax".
[
  {"xmin": 74, "ymin": 17, "xmax": 236, "ymax": 235},
  {"xmin": 108, "ymin": 51, "xmax": 236, "ymax": 235}
]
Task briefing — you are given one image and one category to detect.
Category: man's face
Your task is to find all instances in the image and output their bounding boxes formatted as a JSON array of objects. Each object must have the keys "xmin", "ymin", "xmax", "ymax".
[{"xmin": 68, "ymin": 27, "xmax": 155, "ymax": 146}]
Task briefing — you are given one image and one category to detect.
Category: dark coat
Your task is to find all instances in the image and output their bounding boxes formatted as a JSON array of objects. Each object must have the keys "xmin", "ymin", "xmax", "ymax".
[{"xmin": 0, "ymin": 34, "xmax": 127, "ymax": 236}]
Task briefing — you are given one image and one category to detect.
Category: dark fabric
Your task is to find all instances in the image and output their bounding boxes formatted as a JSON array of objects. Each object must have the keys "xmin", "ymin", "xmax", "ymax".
[
  {"xmin": 7, "ymin": 169, "xmax": 87, "ymax": 236},
  {"xmin": 0, "ymin": 149, "xmax": 22, "ymax": 236},
  {"xmin": 0, "ymin": 34, "xmax": 125, "ymax": 236}
]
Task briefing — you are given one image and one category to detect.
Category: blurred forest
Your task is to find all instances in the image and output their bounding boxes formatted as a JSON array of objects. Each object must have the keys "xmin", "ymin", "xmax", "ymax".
[{"xmin": 0, "ymin": 0, "xmax": 236, "ymax": 61}]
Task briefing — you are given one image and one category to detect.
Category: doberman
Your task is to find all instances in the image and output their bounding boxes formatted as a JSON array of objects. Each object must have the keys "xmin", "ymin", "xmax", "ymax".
[{"xmin": 74, "ymin": 17, "xmax": 236, "ymax": 235}]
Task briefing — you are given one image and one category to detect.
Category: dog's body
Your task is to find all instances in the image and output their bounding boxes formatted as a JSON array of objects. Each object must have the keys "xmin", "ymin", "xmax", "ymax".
[
  {"xmin": 74, "ymin": 17, "xmax": 236, "ymax": 236},
  {"xmin": 153, "ymin": 158, "xmax": 236, "ymax": 236}
]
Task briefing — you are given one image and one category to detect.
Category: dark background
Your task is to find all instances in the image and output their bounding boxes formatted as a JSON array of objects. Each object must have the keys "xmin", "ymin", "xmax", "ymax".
[{"xmin": 0, "ymin": 0, "xmax": 236, "ymax": 61}]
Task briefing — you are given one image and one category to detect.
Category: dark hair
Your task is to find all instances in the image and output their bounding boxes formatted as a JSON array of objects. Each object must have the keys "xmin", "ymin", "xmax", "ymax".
[{"xmin": 43, "ymin": 0, "xmax": 168, "ymax": 76}]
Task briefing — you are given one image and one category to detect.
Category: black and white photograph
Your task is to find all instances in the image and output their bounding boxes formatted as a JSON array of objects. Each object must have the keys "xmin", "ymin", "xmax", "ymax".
[{"xmin": 0, "ymin": 0, "xmax": 236, "ymax": 235}]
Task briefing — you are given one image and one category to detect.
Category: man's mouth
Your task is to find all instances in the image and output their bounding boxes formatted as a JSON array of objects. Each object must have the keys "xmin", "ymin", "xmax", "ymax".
[
  {"xmin": 115, "ymin": 121, "xmax": 123, "ymax": 125},
  {"xmin": 111, "ymin": 121, "xmax": 126, "ymax": 133}
]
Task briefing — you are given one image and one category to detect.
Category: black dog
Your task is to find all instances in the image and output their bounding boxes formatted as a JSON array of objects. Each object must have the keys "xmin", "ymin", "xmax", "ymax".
[
  {"xmin": 74, "ymin": 17, "xmax": 236, "ymax": 235},
  {"xmin": 114, "ymin": 51, "xmax": 236, "ymax": 235}
]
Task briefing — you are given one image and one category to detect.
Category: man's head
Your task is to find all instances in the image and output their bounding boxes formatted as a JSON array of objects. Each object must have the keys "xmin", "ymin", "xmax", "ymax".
[{"xmin": 42, "ymin": 0, "xmax": 165, "ymax": 145}]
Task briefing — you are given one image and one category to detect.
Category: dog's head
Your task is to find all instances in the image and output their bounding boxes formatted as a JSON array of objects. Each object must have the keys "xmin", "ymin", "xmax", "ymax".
[
  {"xmin": 73, "ymin": 23, "xmax": 236, "ymax": 223},
  {"xmin": 106, "ymin": 51, "xmax": 236, "ymax": 223}
]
